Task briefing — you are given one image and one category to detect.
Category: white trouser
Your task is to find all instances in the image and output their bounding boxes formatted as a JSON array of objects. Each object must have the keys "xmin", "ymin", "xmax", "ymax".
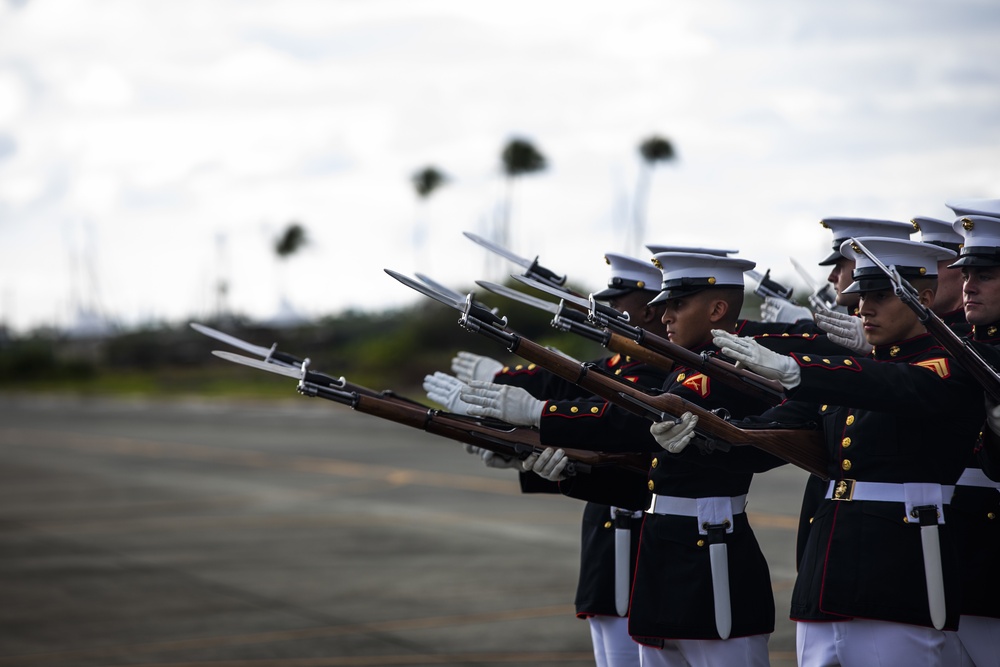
[
  {"xmin": 588, "ymin": 615, "xmax": 640, "ymax": 667},
  {"xmin": 638, "ymin": 634, "xmax": 770, "ymax": 667},
  {"xmin": 796, "ymin": 620, "xmax": 970, "ymax": 667},
  {"xmin": 956, "ymin": 615, "xmax": 1000, "ymax": 667}
]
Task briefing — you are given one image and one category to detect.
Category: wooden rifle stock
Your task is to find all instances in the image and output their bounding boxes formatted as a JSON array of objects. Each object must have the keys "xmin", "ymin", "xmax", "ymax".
[
  {"xmin": 506, "ymin": 336, "xmax": 828, "ymax": 479},
  {"xmin": 299, "ymin": 378, "xmax": 651, "ymax": 476}
]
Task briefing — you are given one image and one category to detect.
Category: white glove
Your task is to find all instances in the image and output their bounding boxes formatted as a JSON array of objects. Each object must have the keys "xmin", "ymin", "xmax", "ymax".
[
  {"xmin": 986, "ymin": 398, "xmax": 1000, "ymax": 437},
  {"xmin": 451, "ymin": 351, "xmax": 504, "ymax": 383},
  {"xmin": 814, "ymin": 310, "xmax": 873, "ymax": 355},
  {"xmin": 460, "ymin": 381, "xmax": 545, "ymax": 427},
  {"xmin": 462, "ymin": 443, "xmax": 519, "ymax": 469},
  {"xmin": 423, "ymin": 372, "xmax": 474, "ymax": 415},
  {"xmin": 711, "ymin": 329, "xmax": 802, "ymax": 389},
  {"xmin": 650, "ymin": 412, "xmax": 699, "ymax": 453},
  {"xmin": 522, "ymin": 447, "xmax": 570, "ymax": 481},
  {"xmin": 760, "ymin": 297, "xmax": 814, "ymax": 324}
]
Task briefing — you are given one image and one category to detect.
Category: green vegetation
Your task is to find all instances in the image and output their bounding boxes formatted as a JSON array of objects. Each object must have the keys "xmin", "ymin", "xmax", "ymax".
[{"xmin": 0, "ymin": 282, "xmax": 612, "ymax": 400}]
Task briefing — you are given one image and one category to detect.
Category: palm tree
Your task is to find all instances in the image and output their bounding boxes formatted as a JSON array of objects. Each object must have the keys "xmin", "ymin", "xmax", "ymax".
[
  {"xmin": 410, "ymin": 166, "xmax": 449, "ymax": 268},
  {"xmin": 498, "ymin": 137, "xmax": 547, "ymax": 253},
  {"xmin": 630, "ymin": 135, "xmax": 676, "ymax": 254},
  {"xmin": 273, "ymin": 222, "xmax": 309, "ymax": 324}
]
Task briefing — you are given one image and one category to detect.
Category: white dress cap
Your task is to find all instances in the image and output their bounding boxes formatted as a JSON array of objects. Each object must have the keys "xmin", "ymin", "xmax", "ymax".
[
  {"xmin": 945, "ymin": 199, "xmax": 1000, "ymax": 219},
  {"xmin": 592, "ymin": 252, "xmax": 665, "ymax": 299},
  {"xmin": 645, "ymin": 244, "xmax": 738, "ymax": 257},
  {"xmin": 839, "ymin": 237, "xmax": 955, "ymax": 294},
  {"xmin": 949, "ymin": 215, "xmax": 1000, "ymax": 268},
  {"xmin": 818, "ymin": 217, "xmax": 914, "ymax": 265},
  {"xmin": 911, "ymin": 216, "xmax": 964, "ymax": 248},
  {"xmin": 648, "ymin": 252, "xmax": 756, "ymax": 304}
]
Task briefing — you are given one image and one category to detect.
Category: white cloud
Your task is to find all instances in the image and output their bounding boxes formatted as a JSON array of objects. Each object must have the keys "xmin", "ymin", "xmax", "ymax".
[{"xmin": 0, "ymin": 0, "xmax": 999, "ymax": 332}]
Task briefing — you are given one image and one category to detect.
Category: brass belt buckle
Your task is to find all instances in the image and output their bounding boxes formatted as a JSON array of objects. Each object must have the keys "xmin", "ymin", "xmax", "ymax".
[{"xmin": 832, "ymin": 478, "xmax": 856, "ymax": 501}]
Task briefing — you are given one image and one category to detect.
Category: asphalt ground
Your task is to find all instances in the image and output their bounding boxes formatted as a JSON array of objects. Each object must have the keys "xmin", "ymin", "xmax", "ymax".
[{"xmin": 0, "ymin": 394, "xmax": 809, "ymax": 667}]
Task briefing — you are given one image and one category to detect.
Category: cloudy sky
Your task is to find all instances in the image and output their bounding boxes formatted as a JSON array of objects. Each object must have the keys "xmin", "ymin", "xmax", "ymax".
[{"xmin": 1, "ymin": 0, "xmax": 999, "ymax": 333}]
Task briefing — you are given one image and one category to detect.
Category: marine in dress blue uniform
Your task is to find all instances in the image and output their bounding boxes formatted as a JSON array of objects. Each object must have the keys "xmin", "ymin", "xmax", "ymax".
[{"xmin": 715, "ymin": 236, "xmax": 985, "ymax": 667}]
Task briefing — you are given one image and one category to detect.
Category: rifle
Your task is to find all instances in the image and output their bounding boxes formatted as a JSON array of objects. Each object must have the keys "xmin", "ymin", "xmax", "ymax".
[
  {"xmin": 848, "ymin": 238, "xmax": 1000, "ymax": 403},
  {"xmin": 212, "ymin": 350, "xmax": 651, "ymax": 477},
  {"xmin": 474, "ymin": 280, "xmax": 678, "ymax": 372},
  {"xmin": 789, "ymin": 257, "xmax": 838, "ymax": 313},
  {"xmin": 510, "ymin": 275, "xmax": 787, "ymax": 406},
  {"xmin": 387, "ymin": 269, "xmax": 829, "ymax": 479}
]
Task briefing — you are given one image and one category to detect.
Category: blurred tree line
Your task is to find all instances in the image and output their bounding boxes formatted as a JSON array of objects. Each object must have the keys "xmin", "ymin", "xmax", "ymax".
[{"xmin": 0, "ymin": 279, "xmax": 611, "ymax": 396}]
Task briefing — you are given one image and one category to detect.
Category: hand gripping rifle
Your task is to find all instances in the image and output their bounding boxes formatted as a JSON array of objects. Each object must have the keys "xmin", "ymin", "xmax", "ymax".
[
  {"xmin": 211, "ymin": 349, "xmax": 650, "ymax": 478},
  {"xmin": 848, "ymin": 238, "xmax": 1000, "ymax": 403},
  {"xmin": 510, "ymin": 275, "xmax": 788, "ymax": 407},
  {"xmin": 387, "ymin": 269, "xmax": 829, "ymax": 479}
]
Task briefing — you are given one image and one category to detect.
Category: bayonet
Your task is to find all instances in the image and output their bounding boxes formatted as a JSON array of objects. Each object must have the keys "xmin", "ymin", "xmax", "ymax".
[
  {"xmin": 746, "ymin": 269, "xmax": 794, "ymax": 302},
  {"xmin": 510, "ymin": 274, "xmax": 629, "ymax": 324},
  {"xmin": 463, "ymin": 231, "xmax": 569, "ymax": 288},
  {"xmin": 789, "ymin": 258, "xmax": 837, "ymax": 312},
  {"xmin": 191, "ymin": 322, "xmax": 303, "ymax": 367}
]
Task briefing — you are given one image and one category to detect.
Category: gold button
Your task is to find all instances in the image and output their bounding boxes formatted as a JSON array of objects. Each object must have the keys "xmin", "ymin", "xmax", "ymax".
[
  {"xmin": 844, "ymin": 359, "xmax": 853, "ymax": 366},
  {"xmin": 846, "ymin": 415, "xmax": 855, "ymax": 426},
  {"xmin": 989, "ymin": 512, "xmax": 996, "ymax": 520},
  {"xmin": 515, "ymin": 364, "xmax": 523, "ymax": 370},
  {"xmin": 548, "ymin": 405, "xmax": 558, "ymax": 413},
  {"xmin": 782, "ymin": 333, "xmax": 790, "ymax": 337},
  {"xmin": 648, "ymin": 480, "xmax": 655, "ymax": 491},
  {"xmin": 528, "ymin": 363, "xmax": 536, "ymax": 370},
  {"xmin": 841, "ymin": 437, "xmax": 851, "ymax": 448},
  {"xmin": 808, "ymin": 517, "xmax": 814, "ymax": 524},
  {"xmin": 604, "ymin": 521, "xmax": 613, "ymax": 529},
  {"xmin": 502, "ymin": 366, "xmax": 510, "ymax": 373},
  {"xmin": 676, "ymin": 373, "xmax": 686, "ymax": 382},
  {"xmin": 889, "ymin": 346, "xmax": 900, "ymax": 357},
  {"xmin": 696, "ymin": 539, "xmax": 705, "ymax": 547},
  {"xmin": 651, "ymin": 458, "xmax": 658, "ymax": 468},
  {"xmin": 803, "ymin": 355, "xmax": 812, "ymax": 362},
  {"xmin": 615, "ymin": 369, "xmax": 622, "ymax": 375},
  {"xmin": 570, "ymin": 406, "xmax": 579, "ymax": 413},
  {"xmin": 625, "ymin": 355, "xmax": 632, "ymax": 362},
  {"xmin": 821, "ymin": 405, "xmax": 828, "ymax": 412},
  {"xmin": 763, "ymin": 333, "xmax": 770, "ymax": 337},
  {"xmin": 823, "ymin": 358, "xmax": 831, "ymax": 364},
  {"xmin": 590, "ymin": 407, "xmax": 599, "ymax": 414},
  {"xmin": 903, "ymin": 516, "xmax": 909, "ymax": 524},
  {"xmin": 842, "ymin": 459, "xmax": 852, "ymax": 471}
]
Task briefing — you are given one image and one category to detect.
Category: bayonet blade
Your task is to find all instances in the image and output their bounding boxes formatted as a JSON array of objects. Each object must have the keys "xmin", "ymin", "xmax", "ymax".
[
  {"xmin": 475, "ymin": 280, "xmax": 560, "ymax": 315},
  {"xmin": 511, "ymin": 274, "xmax": 589, "ymax": 308},
  {"xmin": 789, "ymin": 258, "xmax": 820, "ymax": 292},
  {"xmin": 212, "ymin": 350, "xmax": 304, "ymax": 379},
  {"xmin": 191, "ymin": 322, "xmax": 273, "ymax": 360},
  {"xmin": 462, "ymin": 231, "xmax": 533, "ymax": 269},
  {"xmin": 415, "ymin": 273, "xmax": 465, "ymax": 303},
  {"xmin": 385, "ymin": 269, "xmax": 464, "ymax": 311}
]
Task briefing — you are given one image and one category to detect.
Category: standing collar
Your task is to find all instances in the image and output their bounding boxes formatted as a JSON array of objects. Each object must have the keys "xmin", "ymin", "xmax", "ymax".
[{"xmin": 871, "ymin": 333, "xmax": 939, "ymax": 361}]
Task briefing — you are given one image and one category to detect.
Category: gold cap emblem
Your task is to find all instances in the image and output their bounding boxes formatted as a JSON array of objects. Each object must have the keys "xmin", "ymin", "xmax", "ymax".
[
  {"xmin": 910, "ymin": 219, "xmax": 921, "ymax": 232},
  {"xmin": 604, "ymin": 255, "xmax": 611, "ymax": 265},
  {"xmin": 963, "ymin": 218, "xmax": 975, "ymax": 231},
  {"xmin": 820, "ymin": 220, "xmax": 830, "ymax": 229},
  {"xmin": 851, "ymin": 242, "xmax": 862, "ymax": 254},
  {"xmin": 652, "ymin": 258, "xmax": 663, "ymax": 269}
]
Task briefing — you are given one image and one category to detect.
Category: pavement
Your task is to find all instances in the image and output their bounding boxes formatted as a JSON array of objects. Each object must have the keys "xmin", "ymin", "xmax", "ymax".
[{"xmin": 0, "ymin": 393, "xmax": 808, "ymax": 666}]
